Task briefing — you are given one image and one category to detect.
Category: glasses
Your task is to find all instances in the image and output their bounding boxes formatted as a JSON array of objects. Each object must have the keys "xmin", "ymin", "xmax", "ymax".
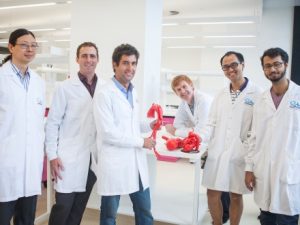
[
  {"xmin": 15, "ymin": 43, "xmax": 39, "ymax": 50},
  {"xmin": 263, "ymin": 62, "xmax": 284, "ymax": 70},
  {"xmin": 221, "ymin": 62, "xmax": 240, "ymax": 71}
]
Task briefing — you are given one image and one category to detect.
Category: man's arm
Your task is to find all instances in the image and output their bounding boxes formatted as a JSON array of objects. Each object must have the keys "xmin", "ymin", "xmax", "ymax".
[
  {"xmin": 244, "ymin": 105, "xmax": 259, "ymax": 191},
  {"xmin": 170, "ymin": 102, "xmax": 191, "ymax": 137},
  {"xmin": 45, "ymin": 84, "xmax": 67, "ymax": 181}
]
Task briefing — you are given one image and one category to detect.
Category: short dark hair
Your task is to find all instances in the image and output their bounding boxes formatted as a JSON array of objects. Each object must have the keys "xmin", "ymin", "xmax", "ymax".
[
  {"xmin": 260, "ymin": 47, "xmax": 289, "ymax": 66},
  {"xmin": 76, "ymin": 42, "xmax": 99, "ymax": 59},
  {"xmin": 220, "ymin": 51, "xmax": 244, "ymax": 65},
  {"xmin": 3, "ymin": 28, "xmax": 35, "ymax": 63},
  {"xmin": 112, "ymin": 44, "xmax": 139, "ymax": 66}
]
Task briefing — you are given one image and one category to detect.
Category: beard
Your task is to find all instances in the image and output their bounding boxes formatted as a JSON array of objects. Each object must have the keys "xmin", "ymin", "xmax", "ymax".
[{"xmin": 265, "ymin": 68, "xmax": 286, "ymax": 83}]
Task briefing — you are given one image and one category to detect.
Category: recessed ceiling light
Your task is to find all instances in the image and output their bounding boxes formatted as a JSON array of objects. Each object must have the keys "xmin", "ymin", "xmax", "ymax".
[
  {"xmin": 0, "ymin": 2, "xmax": 56, "ymax": 10},
  {"xmin": 54, "ymin": 39, "xmax": 70, "ymax": 42},
  {"xmin": 188, "ymin": 21, "xmax": 254, "ymax": 25},
  {"xmin": 204, "ymin": 35, "xmax": 256, "ymax": 38},
  {"xmin": 213, "ymin": 45, "xmax": 256, "ymax": 48},
  {"xmin": 162, "ymin": 23, "xmax": 179, "ymax": 26},
  {"xmin": 162, "ymin": 36, "xmax": 194, "ymax": 39},
  {"xmin": 168, "ymin": 46, "xmax": 206, "ymax": 49},
  {"xmin": 30, "ymin": 28, "xmax": 56, "ymax": 32},
  {"xmin": 169, "ymin": 10, "xmax": 179, "ymax": 16}
]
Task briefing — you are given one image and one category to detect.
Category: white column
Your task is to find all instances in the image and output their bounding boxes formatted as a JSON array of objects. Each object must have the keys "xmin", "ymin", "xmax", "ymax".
[{"xmin": 70, "ymin": 0, "xmax": 163, "ymax": 116}]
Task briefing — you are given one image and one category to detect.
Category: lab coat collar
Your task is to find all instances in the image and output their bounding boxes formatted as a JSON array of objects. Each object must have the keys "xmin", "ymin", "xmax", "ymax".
[
  {"xmin": 68, "ymin": 74, "xmax": 94, "ymax": 98},
  {"xmin": 69, "ymin": 75, "xmax": 82, "ymax": 86},
  {"xmin": 107, "ymin": 79, "xmax": 136, "ymax": 109},
  {"xmin": 2, "ymin": 61, "xmax": 30, "ymax": 90},
  {"xmin": 262, "ymin": 79, "xmax": 296, "ymax": 112}
]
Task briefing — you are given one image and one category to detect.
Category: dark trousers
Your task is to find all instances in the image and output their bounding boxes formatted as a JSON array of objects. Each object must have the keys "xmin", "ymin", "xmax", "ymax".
[
  {"xmin": 221, "ymin": 192, "xmax": 230, "ymax": 223},
  {"xmin": 259, "ymin": 210, "xmax": 299, "ymax": 225},
  {"xmin": 0, "ymin": 195, "xmax": 37, "ymax": 225},
  {"xmin": 48, "ymin": 168, "xmax": 97, "ymax": 225}
]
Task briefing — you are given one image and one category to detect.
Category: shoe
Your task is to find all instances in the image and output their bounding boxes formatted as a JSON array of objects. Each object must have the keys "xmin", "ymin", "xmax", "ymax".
[{"xmin": 222, "ymin": 217, "xmax": 229, "ymax": 224}]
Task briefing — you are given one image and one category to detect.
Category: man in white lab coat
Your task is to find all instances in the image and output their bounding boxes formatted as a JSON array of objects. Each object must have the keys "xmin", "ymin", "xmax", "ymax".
[
  {"xmin": 165, "ymin": 74, "xmax": 230, "ymax": 223},
  {"xmin": 165, "ymin": 74, "xmax": 213, "ymax": 137},
  {"xmin": 45, "ymin": 42, "xmax": 100, "ymax": 225},
  {"xmin": 93, "ymin": 44, "xmax": 156, "ymax": 225},
  {"xmin": 200, "ymin": 51, "xmax": 262, "ymax": 225},
  {"xmin": 245, "ymin": 47, "xmax": 300, "ymax": 225},
  {"xmin": 0, "ymin": 29, "xmax": 45, "ymax": 225}
]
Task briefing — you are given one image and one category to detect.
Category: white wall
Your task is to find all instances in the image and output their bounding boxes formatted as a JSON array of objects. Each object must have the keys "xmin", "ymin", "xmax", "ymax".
[{"xmin": 161, "ymin": 5, "xmax": 294, "ymax": 104}]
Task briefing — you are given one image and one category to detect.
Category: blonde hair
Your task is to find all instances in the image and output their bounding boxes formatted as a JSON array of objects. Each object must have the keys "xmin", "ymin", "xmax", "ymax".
[{"xmin": 171, "ymin": 75, "xmax": 194, "ymax": 92}]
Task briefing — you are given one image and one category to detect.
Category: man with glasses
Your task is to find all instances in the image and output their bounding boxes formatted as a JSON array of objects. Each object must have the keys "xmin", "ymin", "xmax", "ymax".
[
  {"xmin": 245, "ymin": 47, "xmax": 300, "ymax": 225},
  {"xmin": 199, "ymin": 51, "xmax": 261, "ymax": 225},
  {"xmin": 0, "ymin": 28, "xmax": 45, "ymax": 225}
]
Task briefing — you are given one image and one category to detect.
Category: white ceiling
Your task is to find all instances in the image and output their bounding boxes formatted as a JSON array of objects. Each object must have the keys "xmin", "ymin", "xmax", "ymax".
[{"xmin": 0, "ymin": 0, "xmax": 299, "ymax": 63}]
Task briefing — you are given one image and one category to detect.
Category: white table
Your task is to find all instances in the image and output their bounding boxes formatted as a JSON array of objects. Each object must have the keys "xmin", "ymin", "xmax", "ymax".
[{"xmin": 153, "ymin": 130, "xmax": 207, "ymax": 225}]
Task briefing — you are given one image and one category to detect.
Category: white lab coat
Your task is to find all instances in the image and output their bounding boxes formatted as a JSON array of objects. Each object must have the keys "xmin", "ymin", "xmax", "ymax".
[
  {"xmin": 173, "ymin": 90, "xmax": 213, "ymax": 137},
  {"xmin": 45, "ymin": 76, "xmax": 102, "ymax": 193},
  {"xmin": 201, "ymin": 80, "xmax": 261, "ymax": 194},
  {"xmin": 93, "ymin": 80, "xmax": 151, "ymax": 196},
  {"xmin": 0, "ymin": 61, "xmax": 45, "ymax": 202},
  {"xmin": 245, "ymin": 80, "xmax": 300, "ymax": 215}
]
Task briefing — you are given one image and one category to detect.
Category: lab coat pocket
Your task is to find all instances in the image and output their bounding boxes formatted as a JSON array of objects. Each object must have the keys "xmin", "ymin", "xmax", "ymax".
[
  {"xmin": 0, "ymin": 135, "xmax": 17, "ymax": 165},
  {"xmin": 280, "ymin": 160, "xmax": 300, "ymax": 212},
  {"xmin": 0, "ymin": 166, "xmax": 22, "ymax": 200},
  {"xmin": 231, "ymin": 138, "xmax": 245, "ymax": 165},
  {"xmin": 58, "ymin": 137, "xmax": 81, "ymax": 162},
  {"xmin": 280, "ymin": 160, "xmax": 300, "ymax": 185}
]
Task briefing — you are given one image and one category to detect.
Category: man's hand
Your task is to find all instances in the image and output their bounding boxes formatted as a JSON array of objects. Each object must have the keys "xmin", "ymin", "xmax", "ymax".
[
  {"xmin": 150, "ymin": 119, "xmax": 161, "ymax": 130},
  {"xmin": 50, "ymin": 158, "xmax": 64, "ymax": 182},
  {"xmin": 165, "ymin": 124, "xmax": 176, "ymax": 136},
  {"xmin": 245, "ymin": 171, "xmax": 256, "ymax": 191},
  {"xmin": 143, "ymin": 137, "xmax": 156, "ymax": 150}
]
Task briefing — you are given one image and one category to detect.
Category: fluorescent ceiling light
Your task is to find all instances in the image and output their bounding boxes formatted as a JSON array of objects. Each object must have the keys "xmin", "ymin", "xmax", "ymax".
[
  {"xmin": 62, "ymin": 27, "xmax": 71, "ymax": 30},
  {"xmin": 54, "ymin": 39, "xmax": 70, "ymax": 42},
  {"xmin": 168, "ymin": 46, "xmax": 206, "ymax": 49},
  {"xmin": 213, "ymin": 45, "xmax": 256, "ymax": 48},
  {"xmin": 162, "ymin": 23, "xmax": 178, "ymax": 26},
  {"xmin": 37, "ymin": 40, "xmax": 49, "ymax": 43},
  {"xmin": 30, "ymin": 28, "xmax": 56, "ymax": 32},
  {"xmin": 162, "ymin": 36, "xmax": 194, "ymax": 39},
  {"xmin": 0, "ymin": 31, "xmax": 7, "ymax": 34},
  {"xmin": 0, "ymin": 2, "xmax": 56, "ymax": 10},
  {"xmin": 204, "ymin": 35, "xmax": 256, "ymax": 38},
  {"xmin": 188, "ymin": 21, "xmax": 254, "ymax": 25},
  {"xmin": 0, "ymin": 40, "xmax": 8, "ymax": 44}
]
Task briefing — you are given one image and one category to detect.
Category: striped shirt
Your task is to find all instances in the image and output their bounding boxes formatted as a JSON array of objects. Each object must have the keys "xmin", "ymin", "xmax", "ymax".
[
  {"xmin": 230, "ymin": 77, "xmax": 248, "ymax": 104},
  {"xmin": 10, "ymin": 61, "xmax": 30, "ymax": 91}
]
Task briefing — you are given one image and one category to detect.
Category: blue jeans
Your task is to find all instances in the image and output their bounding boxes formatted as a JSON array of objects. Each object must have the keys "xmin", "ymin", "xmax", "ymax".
[
  {"xmin": 100, "ymin": 178, "xmax": 153, "ymax": 225},
  {"xmin": 259, "ymin": 210, "xmax": 299, "ymax": 225}
]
